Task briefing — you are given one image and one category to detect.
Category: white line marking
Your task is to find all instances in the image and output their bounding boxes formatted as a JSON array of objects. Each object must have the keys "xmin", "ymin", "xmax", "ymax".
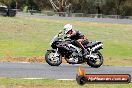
[
  {"xmin": 22, "ymin": 78, "xmax": 44, "ymax": 80},
  {"xmin": 57, "ymin": 79, "xmax": 75, "ymax": 80},
  {"xmin": 17, "ymin": 62, "xmax": 30, "ymax": 64}
]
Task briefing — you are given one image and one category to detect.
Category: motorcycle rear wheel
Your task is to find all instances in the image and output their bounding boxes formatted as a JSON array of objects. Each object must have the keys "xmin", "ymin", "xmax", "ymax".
[{"xmin": 87, "ymin": 51, "xmax": 103, "ymax": 68}]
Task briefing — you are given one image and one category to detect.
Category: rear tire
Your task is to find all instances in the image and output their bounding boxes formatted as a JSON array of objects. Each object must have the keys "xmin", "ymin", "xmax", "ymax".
[
  {"xmin": 45, "ymin": 51, "xmax": 62, "ymax": 66},
  {"xmin": 87, "ymin": 51, "xmax": 103, "ymax": 68}
]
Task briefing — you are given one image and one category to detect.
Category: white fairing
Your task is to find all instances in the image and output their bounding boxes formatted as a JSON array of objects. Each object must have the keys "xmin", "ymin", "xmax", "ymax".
[
  {"xmin": 50, "ymin": 30, "xmax": 64, "ymax": 45},
  {"xmin": 68, "ymin": 44, "xmax": 81, "ymax": 53}
]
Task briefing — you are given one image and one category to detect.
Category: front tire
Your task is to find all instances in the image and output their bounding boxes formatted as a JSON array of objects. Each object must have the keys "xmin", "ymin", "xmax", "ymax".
[
  {"xmin": 87, "ymin": 51, "xmax": 103, "ymax": 68},
  {"xmin": 45, "ymin": 51, "xmax": 62, "ymax": 66}
]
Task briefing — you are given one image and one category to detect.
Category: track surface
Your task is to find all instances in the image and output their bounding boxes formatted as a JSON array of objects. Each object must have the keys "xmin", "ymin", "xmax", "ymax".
[
  {"xmin": 17, "ymin": 13, "xmax": 132, "ymax": 24},
  {"xmin": 0, "ymin": 62, "xmax": 132, "ymax": 80}
]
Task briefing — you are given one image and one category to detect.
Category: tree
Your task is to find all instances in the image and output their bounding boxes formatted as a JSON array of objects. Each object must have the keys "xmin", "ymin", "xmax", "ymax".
[
  {"xmin": 48, "ymin": 0, "xmax": 72, "ymax": 12},
  {"xmin": 102, "ymin": 0, "xmax": 132, "ymax": 16},
  {"xmin": 33, "ymin": 0, "xmax": 51, "ymax": 10},
  {"xmin": 0, "ymin": 0, "xmax": 131, "ymax": 16},
  {"xmin": 0, "ymin": 0, "xmax": 13, "ymax": 7}
]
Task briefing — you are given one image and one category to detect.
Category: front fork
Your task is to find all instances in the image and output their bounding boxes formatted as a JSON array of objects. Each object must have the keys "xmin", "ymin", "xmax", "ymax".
[{"xmin": 54, "ymin": 48, "xmax": 59, "ymax": 57}]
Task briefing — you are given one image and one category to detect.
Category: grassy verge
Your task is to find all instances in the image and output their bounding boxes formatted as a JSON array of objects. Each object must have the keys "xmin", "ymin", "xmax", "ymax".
[
  {"xmin": 0, "ymin": 16, "xmax": 132, "ymax": 66},
  {"xmin": 0, "ymin": 78, "xmax": 131, "ymax": 88}
]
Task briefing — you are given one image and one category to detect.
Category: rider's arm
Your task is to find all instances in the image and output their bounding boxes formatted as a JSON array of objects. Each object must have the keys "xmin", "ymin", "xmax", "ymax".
[{"xmin": 76, "ymin": 31, "xmax": 87, "ymax": 40}]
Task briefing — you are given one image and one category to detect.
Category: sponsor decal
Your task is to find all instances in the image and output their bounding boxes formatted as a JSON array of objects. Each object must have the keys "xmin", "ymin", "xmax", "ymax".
[{"xmin": 76, "ymin": 67, "xmax": 131, "ymax": 85}]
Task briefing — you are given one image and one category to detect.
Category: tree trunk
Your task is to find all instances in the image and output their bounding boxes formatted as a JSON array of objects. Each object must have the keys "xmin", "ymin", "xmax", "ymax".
[{"xmin": 59, "ymin": 0, "xmax": 65, "ymax": 16}]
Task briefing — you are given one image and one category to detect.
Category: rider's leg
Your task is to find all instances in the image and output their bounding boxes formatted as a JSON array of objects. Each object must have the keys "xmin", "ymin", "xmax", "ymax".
[{"xmin": 76, "ymin": 39, "xmax": 88, "ymax": 56}]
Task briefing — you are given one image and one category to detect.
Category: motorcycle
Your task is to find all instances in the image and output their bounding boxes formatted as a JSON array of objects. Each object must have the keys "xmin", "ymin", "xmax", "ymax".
[{"xmin": 45, "ymin": 30, "xmax": 103, "ymax": 68}]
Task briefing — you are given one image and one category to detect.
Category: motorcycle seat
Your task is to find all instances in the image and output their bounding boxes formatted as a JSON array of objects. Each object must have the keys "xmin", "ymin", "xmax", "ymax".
[{"xmin": 87, "ymin": 41, "xmax": 102, "ymax": 47}]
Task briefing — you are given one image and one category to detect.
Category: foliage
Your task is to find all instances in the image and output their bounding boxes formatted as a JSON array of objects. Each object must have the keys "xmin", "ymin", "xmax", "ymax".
[{"xmin": 0, "ymin": 0, "xmax": 132, "ymax": 16}]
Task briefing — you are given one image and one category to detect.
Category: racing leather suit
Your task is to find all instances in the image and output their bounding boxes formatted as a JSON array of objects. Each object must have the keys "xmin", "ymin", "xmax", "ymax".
[{"xmin": 65, "ymin": 29, "xmax": 88, "ymax": 55}]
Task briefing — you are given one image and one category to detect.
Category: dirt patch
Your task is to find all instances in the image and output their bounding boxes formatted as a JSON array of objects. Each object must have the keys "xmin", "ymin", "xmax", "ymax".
[
  {"xmin": 0, "ymin": 56, "xmax": 67, "ymax": 63},
  {"xmin": 0, "ymin": 85, "xmax": 51, "ymax": 88},
  {"xmin": 0, "ymin": 56, "xmax": 44, "ymax": 63},
  {"xmin": 1, "ymin": 56, "xmax": 132, "ymax": 66}
]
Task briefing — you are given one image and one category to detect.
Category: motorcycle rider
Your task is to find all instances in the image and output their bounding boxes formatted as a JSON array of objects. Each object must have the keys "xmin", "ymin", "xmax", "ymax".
[{"xmin": 63, "ymin": 24, "xmax": 88, "ymax": 60}]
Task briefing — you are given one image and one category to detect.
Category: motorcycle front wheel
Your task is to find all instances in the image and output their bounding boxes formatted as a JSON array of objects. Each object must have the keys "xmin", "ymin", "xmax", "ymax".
[{"xmin": 45, "ymin": 51, "xmax": 62, "ymax": 66}]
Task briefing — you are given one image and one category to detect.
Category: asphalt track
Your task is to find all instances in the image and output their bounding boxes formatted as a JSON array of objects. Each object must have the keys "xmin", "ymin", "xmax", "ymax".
[
  {"xmin": 17, "ymin": 13, "xmax": 132, "ymax": 24},
  {"xmin": 0, "ymin": 62, "xmax": 132, "ymax": 81}
]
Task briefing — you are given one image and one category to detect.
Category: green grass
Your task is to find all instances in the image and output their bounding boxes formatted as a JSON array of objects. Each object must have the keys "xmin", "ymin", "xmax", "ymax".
[
  {"xmin": 0, "ymin": 78, "xmax": 131, "ymax": 88},
  {"xmin": 0, "ymin": 16, "xmax": 132, "ymax": 65}
]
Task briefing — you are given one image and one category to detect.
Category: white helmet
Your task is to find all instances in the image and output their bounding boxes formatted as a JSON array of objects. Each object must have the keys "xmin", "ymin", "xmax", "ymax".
[{"xmin": 63, "ymin": 24, "xmax": 72, "ymax": 34}]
